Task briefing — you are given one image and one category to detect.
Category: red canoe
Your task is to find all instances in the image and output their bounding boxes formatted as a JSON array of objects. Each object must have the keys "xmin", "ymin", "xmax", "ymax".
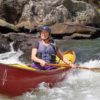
[
  {"xmin": 0, "ymin": 50, "xmax": 76, "ymax": 97},
  {"xmin": 0, "ymin": 63, "xmax": 71, "ymax": 97}
]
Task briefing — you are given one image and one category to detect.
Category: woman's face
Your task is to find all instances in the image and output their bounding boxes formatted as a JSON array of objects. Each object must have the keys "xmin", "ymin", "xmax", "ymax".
[{"xmin": 40, "ymin": 30, "xmax": 50, "ymax": 40}]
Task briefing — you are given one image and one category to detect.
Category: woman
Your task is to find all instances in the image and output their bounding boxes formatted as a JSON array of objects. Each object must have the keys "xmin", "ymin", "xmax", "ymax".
[{"xmin": 31, "ymin": 26, "xmax": 76, "ymax": 70}]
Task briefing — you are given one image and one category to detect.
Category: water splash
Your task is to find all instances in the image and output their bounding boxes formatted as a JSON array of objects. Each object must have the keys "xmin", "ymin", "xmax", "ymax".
[
  {"xmin": 79, "ymin": 60, "xmax": 100, "ymax": 68},
  {"xmin": 15, "ymin": 59, "xmax": 100, "ymax": 100},
  {"xmin": 0, "ymin": 40, "xmax": 100, "ymax": 100},
  {"xmin": 0, "ymin": 42, "xmax": 24, "ymax": 64},
  {"xmin": 0, "ymin": 60, "xmax": 100, "ymax": 100}
]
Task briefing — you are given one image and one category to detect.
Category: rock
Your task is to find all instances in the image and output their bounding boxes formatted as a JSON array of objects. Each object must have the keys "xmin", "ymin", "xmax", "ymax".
[
  {"xmin": 71, "ymin": 33, "xmax": 91, "ymax": 39},
  {"xmin": 0, "ymin": 0, "xmax": 100, "ymax": 26},
  {"xmin": 0, "ymin": 0, "xmax": 100, "ymax": 31},
  {"xmin": 0, "ymin": 19, "xmax": 18, "ymax": 33},
  {"xmin": 51, "ymin": 23, "xmax": 98, "ymax": 35},
  {"xmin": 0, "ymin": 34, "xmax": 10, "ymax": 53},
  {"xmin": 19, "ymin": 50, "xmax": 32, "ymax": 64},
  {"xmin": 3, "ymin": 32, "xmax": 37, "ymax": 51},
  {"xmin": 2, "ymin": 32, "xmax": 39, "ymax": 63},
  {"xmin": 0, "ymin": 0, "xmax": 29, "ymax": 24},
  {"xmin": 80, "ymin": 0, "xmax": 100, "ymax": 8},
  {"xmin": 19, "ymin": 39, "xmax": 39, "ymax": 64}
]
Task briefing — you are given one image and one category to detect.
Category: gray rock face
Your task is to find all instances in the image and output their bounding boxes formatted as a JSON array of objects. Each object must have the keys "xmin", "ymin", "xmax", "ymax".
[
  {"xmin": 0, "ymin": 0, "xmax": 29, "ymax": 24},
  {"xmin": 0, "ymin": 0, "xmax": 100, "ymax": 40},
  {"xmin": 19, "ymin": 0, "xmax": 70, "ymax": 27},
  {"xmin": 0, "ymin": 0, "xmax": 100, "ymax": 26},
  {"xmin": 79, "ymin": 0, "xmax": 100, "ymax": 8},
  {"xmin": 72, "ymin": 1, "xmax": 100, "ymax": 26}
]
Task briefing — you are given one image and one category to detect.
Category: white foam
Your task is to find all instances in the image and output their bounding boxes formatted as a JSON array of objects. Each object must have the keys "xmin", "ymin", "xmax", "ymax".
[
  {"xmin": 0, "ymin": 42, "xmax": 24, "ymax": 64},
  {"xmin": 0, "ymin": 42, "xmax": 100, "ymax": 100},
  {"xmin": 79, "ymin": 59, "xmax": 100, "ymax": 68}
]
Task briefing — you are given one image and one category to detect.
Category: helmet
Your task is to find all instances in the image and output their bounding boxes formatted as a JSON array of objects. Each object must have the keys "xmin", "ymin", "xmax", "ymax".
[{"xmin": 40, "ymin": 26, "xmax": 51, "ymax": 33}]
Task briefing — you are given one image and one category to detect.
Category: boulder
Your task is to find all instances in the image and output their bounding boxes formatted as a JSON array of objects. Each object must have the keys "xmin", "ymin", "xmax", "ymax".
[
  {"xmin": 0, "ymin": 34, "xmax": 10, "ymax": 53},
  {"xmin": 51, "ymin": 23, "xmax": 97, "ymax": 34}
]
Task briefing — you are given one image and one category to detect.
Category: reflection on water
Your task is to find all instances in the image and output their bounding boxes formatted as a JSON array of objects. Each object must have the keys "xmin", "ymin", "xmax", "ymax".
[{"xmin": 0, "ymin": 39, "xmax": 100, "ymax": 100}]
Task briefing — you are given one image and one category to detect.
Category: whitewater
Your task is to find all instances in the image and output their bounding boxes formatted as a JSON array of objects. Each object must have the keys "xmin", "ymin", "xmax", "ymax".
[{"xmin": 0, "ymin": 40, "xmax": 100, "ymax": 100}]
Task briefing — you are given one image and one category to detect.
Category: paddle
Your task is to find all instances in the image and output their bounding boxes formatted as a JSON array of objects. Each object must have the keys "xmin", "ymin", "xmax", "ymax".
[{"xmin": 46, "ymin": 63, "xmax": 100, "ymax": 72}]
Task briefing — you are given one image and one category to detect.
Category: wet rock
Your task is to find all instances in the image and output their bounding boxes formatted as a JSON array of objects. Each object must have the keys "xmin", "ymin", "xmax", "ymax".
[
  {"xmin": 63, "ymin": 33, "xmax": 91, "ymax": 39},
  {"xmin": 2, "ymin": 32, "xmax": 39, "ymax": 63},
  {"xmin": 19, "ymin": 39, "xmax": 39, "ymax": 64},
  {"xmin": 19, "ymin": 51, "xmax": 32, "ymax": 64},
  {"xmin": 3, "ymin": 32, "xmax": 38, "ymax": 51},
  {"xmin": 0, "ymin": 35, "xmax": 10, "ymax": 53}
]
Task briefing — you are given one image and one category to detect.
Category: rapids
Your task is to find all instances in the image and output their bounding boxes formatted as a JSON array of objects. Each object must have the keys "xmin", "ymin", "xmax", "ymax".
[{"xmin": 0, "ymin": 39, "xmax": 100, "ymax": 100}]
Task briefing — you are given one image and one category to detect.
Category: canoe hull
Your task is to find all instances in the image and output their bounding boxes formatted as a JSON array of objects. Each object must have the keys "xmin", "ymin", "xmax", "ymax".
[{"xmin": 0, "ymin": 64, "xmax": 71, "ymax": 97}]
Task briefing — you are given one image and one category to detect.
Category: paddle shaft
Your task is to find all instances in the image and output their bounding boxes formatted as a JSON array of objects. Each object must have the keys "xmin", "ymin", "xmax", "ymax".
[
  {"xmin": 46, "ymin": 63, "xmax": 100, "ymax": 72},
  {"xmin": 46, "ymin": 63, "xmax": 70, "ymax": 67}
]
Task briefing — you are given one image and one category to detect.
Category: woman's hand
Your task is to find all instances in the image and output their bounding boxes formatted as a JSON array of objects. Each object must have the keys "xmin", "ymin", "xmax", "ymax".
[
  {"xmin": 63, "ymin": 57, "xmax": 76, "ymax": 68},
  {"xmin": 39, "ymin": 60, "xmax": 46, "ymax": 66},
  {"xmin": 69, "ymin": 63, "xmax": 76, "ymax": 68}
]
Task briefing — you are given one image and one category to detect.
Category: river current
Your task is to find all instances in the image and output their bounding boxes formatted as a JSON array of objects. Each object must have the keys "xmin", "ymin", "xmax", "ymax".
[{"xmin": 0, "ymin": 39, "xmax": 100, "ymax": 100}]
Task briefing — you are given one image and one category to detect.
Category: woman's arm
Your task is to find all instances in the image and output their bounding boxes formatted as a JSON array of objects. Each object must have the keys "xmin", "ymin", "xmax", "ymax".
[
  {"xmin": 56, "ymin": 49, "xmax": 76, "ymax": 67},
  {"xmin": 56, "ymin": 48, "xmax": 63, "ymax": 60},
  {"xmin": 31, "ymin": 48, "xmax": 46, "ymax": 66},
  {"xmin": 56, "ymin": 49, "xmax": 71, "ymax": 64}
]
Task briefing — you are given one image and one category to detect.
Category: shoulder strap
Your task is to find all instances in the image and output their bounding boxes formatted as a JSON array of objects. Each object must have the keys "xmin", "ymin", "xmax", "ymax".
[{"xmin": 50, "ymin": 42, "xmax": 57, "ymax": 54}]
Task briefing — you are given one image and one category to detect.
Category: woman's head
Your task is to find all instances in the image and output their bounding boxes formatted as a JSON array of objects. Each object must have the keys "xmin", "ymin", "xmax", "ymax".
[{"xmin": 40, "ymin": 26, "xmax": 51, "ymax": 40}]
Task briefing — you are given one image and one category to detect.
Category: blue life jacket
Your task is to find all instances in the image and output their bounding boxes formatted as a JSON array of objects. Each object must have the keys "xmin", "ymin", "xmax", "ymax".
[{"xmin": 36, "ymin": 41, "xmax": 57, "ymax": 63}]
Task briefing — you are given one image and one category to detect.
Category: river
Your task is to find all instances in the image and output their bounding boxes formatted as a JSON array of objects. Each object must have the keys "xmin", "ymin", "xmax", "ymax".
[{"xmin": 0, "ymin": 39, "xmax": 100, "ymax": 100}]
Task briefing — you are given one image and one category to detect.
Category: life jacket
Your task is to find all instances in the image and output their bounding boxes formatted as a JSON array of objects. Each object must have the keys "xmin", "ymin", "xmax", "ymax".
[{"xmin": 36, "ymin": 41, "xmax": 57, "ymax": 63}]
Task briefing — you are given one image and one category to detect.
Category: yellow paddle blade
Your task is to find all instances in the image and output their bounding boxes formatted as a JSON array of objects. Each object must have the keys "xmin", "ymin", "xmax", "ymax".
[{"xmin": 56, "ymin": 50, "xmax": 76, "ymax": 64}]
